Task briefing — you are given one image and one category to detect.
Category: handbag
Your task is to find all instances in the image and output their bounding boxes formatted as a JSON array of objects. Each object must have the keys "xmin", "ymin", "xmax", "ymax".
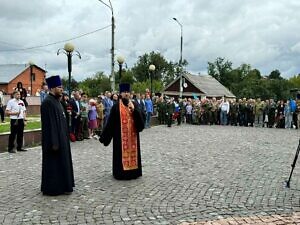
[{"xmin": 69, "ymin": 133, "xmax": 76, "ymax": 142}]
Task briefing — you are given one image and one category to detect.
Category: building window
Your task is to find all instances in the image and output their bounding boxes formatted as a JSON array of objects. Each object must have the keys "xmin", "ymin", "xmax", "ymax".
[{"xmin": 32, "ymin": 73, "xmax": 35, "ymax": 81}]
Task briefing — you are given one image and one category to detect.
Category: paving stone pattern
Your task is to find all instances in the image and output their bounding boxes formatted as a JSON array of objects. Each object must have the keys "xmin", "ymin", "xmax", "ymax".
[{"xmin": 1, "ymin": 125, "xmax": 300, "ymax": 224}]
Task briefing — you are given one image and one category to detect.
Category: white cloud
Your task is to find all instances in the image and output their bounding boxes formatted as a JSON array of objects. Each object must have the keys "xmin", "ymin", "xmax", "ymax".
[{"xmin": 0, "ymin": 0, "xmax": 300, "ymax": 81}]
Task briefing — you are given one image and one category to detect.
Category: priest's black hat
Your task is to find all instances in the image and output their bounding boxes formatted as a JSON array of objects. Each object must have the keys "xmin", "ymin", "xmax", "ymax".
[
  {"xmin": 119, "ymin": 83, "xmax": 131, "ymax": 93},
  {"xmin": 46, "ymin": 75, "xmax": 62, "ymax": 89}
]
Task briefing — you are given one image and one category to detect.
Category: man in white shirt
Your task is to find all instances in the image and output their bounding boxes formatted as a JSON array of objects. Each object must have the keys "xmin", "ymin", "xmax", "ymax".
[
  {"xmin": 220, "ymin": 96, "xmax": 230, "ymax": 125},
  {"xmin": 5, "ymin": 90, "xmax": 27, "ymax": 153}
]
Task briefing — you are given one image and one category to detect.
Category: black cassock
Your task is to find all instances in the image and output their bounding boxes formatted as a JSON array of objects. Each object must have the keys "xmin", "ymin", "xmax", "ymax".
[
  {"xmin": 41, "ymin": 93, "xmax": 75, "ymax": 195},
  {"xmin": 100, "ymin": 99, "xmax": 145, "ymax": 180}
]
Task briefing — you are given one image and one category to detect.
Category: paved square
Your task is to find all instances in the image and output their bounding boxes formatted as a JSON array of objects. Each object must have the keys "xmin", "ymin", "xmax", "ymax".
[{"xmin": 1, "ymin": 125, "xmax": 300, "ymax": 224}]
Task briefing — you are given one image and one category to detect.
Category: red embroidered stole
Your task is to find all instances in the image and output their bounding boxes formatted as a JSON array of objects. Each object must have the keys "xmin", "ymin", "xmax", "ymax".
[{"xmin": 119, "ymin": 100, "xmax": 138, "ymax": 170}]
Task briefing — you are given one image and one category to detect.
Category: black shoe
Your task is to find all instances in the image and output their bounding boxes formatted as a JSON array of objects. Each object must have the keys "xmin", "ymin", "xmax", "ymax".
[
  {"xmin": 17, "ymin": 149, "xmax": 27, "ymax": 152},
  {"xmin": 8, "ymin": 150, "xmax": 17, "ymax": 153}
]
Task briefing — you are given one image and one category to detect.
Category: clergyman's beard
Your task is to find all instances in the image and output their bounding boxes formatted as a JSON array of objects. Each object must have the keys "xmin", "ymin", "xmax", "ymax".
[{"xmin": 121, "ymin": 98, "xmax": 129, "ymax": 106}]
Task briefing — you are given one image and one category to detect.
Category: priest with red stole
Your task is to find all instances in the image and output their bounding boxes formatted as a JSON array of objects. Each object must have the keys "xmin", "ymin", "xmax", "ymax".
[{"xmin": 99, "ymin": 83, "xmax": 145, "ymax": 180}]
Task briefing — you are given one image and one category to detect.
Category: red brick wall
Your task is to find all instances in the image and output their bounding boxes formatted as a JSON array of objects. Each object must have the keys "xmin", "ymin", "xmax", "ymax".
[{"xmin": 7, "ymin": 66, "xmax": 46, "ymax": 95}]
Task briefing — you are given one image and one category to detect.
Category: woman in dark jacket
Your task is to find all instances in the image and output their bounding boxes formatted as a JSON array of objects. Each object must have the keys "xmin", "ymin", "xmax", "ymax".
[{"xmin": 15, "ymin": 82, "xmax": 28, "ymax": 107}]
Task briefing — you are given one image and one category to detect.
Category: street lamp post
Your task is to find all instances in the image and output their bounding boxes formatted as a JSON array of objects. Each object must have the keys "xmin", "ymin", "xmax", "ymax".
[
  {"xmin": 28, "ymin": 61, "xmax": 34, "ymax": 96},
  {"xmin": 173, "ymin": 17, "xmax": 183, "ymax": 98},
  {"xmin": 117, "ymin": 56, "xmax": 125, "ymax": 83},
  {"xmin": 149, "ymin": 64, "xmax": 155, "ymax": 97},
  {"xmin": 98, "ymin": 0, "xmax": 115, "ymax": 91},
  {"xmin": 57, "ymin": 43, "xmax": 81, "ymax": 99}
]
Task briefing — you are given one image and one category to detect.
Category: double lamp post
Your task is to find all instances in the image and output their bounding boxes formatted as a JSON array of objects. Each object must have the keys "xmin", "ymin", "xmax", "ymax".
[
  {"xmin": 57, "ymin": 43, "xmax": 81, "ymax": 99},
  {"xmin": 149, "ymin": 64, "xmax": 155, "ymax": 96}
]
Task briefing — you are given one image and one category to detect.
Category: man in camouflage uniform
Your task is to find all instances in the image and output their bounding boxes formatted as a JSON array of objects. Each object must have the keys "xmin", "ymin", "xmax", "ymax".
[
  {"xmin": 247, "ymin": 99, "xmax": 255, "ymax": 127},
  {"xmin": 165, "ymin": 97, "xmax": 175, "ymax": 127},
  {"xmin": 201, "ymin": 99, "xmax": 210, "ymax": 125},
  {"xmin": 254, "ymin": 98, "xmax": 264, "ymax": 127},
  {"xmin": 210, "ymin": 98, "xmax": 218, "ymax": 125},
  {"xmin": 230, "ymin": 98, "xmax": 239, "ymax": 126},
  {"xmin": 239, "ymin": 98, "xmax": 247, "ymax": 126},
  {"xmin": 268, "ymin": 99, "xmax": 277, "ymax": 128},
  {"xmin": 156, "ymin": 96, "xmax": 166, "ymax": 125}
]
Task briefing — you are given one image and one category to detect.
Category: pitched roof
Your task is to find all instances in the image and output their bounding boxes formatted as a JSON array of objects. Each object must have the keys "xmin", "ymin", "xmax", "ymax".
[
  {"xmin": 0, "ymin": 64, "xmax": 46, "ymax": 84},
  {"xmin": 185, "ymin": 73, "xmax": 235, "ymax": 97},
  {"xmin": 0, "ymin": 64, "xmax": 28, "ymax": 83},
  {"xmin": 163, "ymin": 73, "xmax": 236, "ymax": 98}
]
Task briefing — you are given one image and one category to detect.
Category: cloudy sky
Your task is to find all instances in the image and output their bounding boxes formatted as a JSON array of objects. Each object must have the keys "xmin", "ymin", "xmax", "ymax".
[{"xmin": 1, "ymin": 0, "xmax": 300, "ymax": 80}]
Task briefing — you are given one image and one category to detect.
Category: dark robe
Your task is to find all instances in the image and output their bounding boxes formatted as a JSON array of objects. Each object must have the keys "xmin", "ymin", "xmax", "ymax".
[
  {"xmin": 41, "ymin": 93, "xmax": 75, "ymax": 195},
  {"xmin": 100, "ymin": 98, "xmax": 145, "ymax": 180}
]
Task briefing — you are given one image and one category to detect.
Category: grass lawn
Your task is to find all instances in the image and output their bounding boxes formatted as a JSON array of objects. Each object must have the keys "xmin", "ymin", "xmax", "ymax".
[{"xmin": 0, "ymin": 121, "xmax": 41, "ymax": 133}]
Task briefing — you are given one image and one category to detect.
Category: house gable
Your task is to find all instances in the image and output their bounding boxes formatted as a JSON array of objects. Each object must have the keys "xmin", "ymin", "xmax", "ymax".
[
  {"xmin": 0, "ymin": 64, "xmax": 46, "ymax": 94},
  {"xmin": 162, "ymin": 73, "xmax": 235, "ymax": 98}
]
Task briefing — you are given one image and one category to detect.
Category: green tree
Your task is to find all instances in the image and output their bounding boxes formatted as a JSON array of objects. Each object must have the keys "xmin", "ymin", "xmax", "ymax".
[
  {"xmin": 131, "ymin": 80, "xmax": 163, "ymax": 94},
  {"xmin": 238, "ymin": 63, "xmax": 252, "ymax": 80},
  {"xmin": 118, "ymin": 70, "xmax": 135, "ymax": 86},
  {"xmin": 61, "ymin": 76, "xmax": 79, "ymax": 93},
  {"xmin": 207, "ymin": 57, "xmax": 233, "ymax": 88},
  {"xmin": 131, "ymin": 51, "xmax": 180, "ymax": 86},
  {"xmin": 267, "ymin": 79, "xmax": 291, "ymax": 100},
  {"xmin": 268, "ymin": 69, "xmax": 282, "ymax": 80},
  {"xmin": 288, "ymin": 74, "xmax": 300, "ymax": 89},
  {"xmin": 78, "ymin": 72, "xmax": 111, "ymax": 97},
  {"xmin": 244, "ymin": 69, "xmax": 261, "ymax": 80}
]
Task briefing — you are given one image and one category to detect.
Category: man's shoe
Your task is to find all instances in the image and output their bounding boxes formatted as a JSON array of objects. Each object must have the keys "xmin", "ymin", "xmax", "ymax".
[
  {"xmin": 17, "ymin": 149, "xmax": 27, "ymax": 152},
  {"xmin": 8, "ymin": 150, "xmax": 17, "ymax": 153}
]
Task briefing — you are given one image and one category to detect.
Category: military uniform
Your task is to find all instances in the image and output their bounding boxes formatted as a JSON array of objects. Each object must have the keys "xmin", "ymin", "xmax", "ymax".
[
  {"xmin": 230, "ymin": 102, "xmax": 239, "ymax": 126},
  {"xmin": 157, "ymin": 99, "xmax": 166, "ymax": 124},
  {"xmin": 268, "ymin": 101, "xmax": 277, "ymax": 128},
  {"xmin": 166, "ymin": 100, "xmax": 175, "ymax": 127}
]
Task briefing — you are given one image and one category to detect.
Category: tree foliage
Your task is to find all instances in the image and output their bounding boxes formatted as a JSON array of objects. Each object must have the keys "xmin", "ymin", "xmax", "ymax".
[
  {"xmin": 131, "ymin": 51, "xmax": 183, "ymax": 86},
  {"xmin": 208, "ymin": 57, "xmax": 233, "ymax": 88},
  {"xmin": 78, "ymin": 72, "xmax": 110, "ymax": 97},
  {"xmin": 73, "ymin": 53, "xmax": 300, "ymax": 101},
  {"xmin": 207, "ymin": 57, "xmax": 298, "ymax": 100},
  {"xmin": 268, "ymin": 69, "xmax": 282, "ymax": 80},
  {"xmin": 61, "ymin": 76, "xmax": 79, "ymax": 94}
]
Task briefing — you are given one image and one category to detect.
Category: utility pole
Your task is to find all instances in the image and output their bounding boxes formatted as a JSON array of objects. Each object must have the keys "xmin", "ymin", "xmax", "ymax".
[{"xmin": 173, "ymin": 17, "xmax": 183, "ymax": 98}]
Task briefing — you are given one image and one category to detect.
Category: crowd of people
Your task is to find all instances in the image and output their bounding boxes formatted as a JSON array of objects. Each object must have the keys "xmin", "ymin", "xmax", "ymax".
[
  {"xmin": 4, "ymin": 75, "xmax": 300, "ymax": 196},
  {"xmin": 54, "ymin": 87, "xmax": 300, "ymax": 139},
  {"xmin": 58, "ymin": 88, "xmax": 154, "ymax": 142},
  {"xmin": 155, "ymin": 96, "xmax": 300, "ymax": 129}
]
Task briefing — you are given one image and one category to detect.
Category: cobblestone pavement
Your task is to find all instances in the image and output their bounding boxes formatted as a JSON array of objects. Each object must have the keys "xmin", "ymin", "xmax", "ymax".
[{"xmin": 1, "ymin": 125, "xmax": 300, "ymax": 225}]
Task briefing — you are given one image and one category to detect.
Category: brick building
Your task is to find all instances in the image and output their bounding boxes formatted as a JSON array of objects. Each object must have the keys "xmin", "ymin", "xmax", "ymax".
[{"xmin": 0, "ymin": 64, "xmax": 46, "ymax": 95}]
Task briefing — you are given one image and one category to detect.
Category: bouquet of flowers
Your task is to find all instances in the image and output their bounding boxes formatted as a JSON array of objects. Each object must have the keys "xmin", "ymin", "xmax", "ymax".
[{"xmin": 13, "ymin": 102, "xmax": 24, "ymax": 126}]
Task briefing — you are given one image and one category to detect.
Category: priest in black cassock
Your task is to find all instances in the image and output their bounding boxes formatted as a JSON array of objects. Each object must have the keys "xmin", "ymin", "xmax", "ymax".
[
  {"xmin": 99, "ymin": 83, "xmax": 145, "ymax": 180},
  {"xmin": 41, "ymin": 75, "xmax": 75, "ymax": 195}
]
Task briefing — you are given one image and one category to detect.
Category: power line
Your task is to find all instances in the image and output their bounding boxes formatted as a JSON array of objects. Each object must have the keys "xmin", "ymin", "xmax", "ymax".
[{"xmin": 0, "ymin": 24, "xmax": 111, "ymax": 52}]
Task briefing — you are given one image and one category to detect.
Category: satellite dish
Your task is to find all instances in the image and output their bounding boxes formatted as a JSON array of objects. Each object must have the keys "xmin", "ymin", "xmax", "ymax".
[{"xmin": 183, "ymin": 83, "xmax": 188, "ymax": 88}]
